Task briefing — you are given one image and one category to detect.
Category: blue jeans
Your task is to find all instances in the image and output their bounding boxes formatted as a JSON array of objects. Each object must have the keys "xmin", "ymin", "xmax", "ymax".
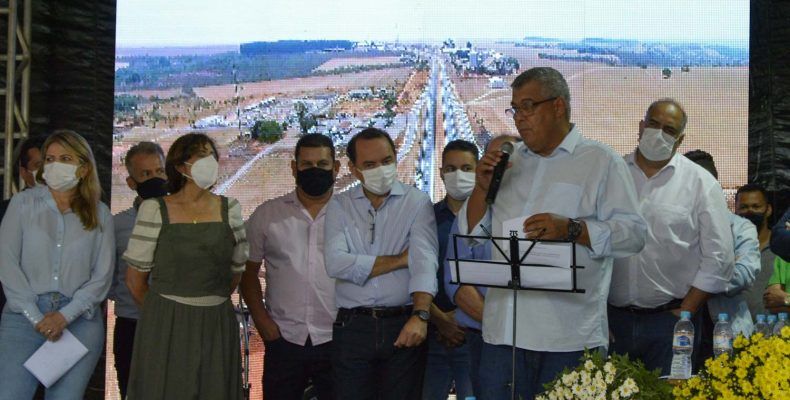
[
  {"xmin": 478, "ymin": 342, "xmax": 595, "ymax": 400},
  {"xmin": 422, "ymin": 326, "xmax": 472, "ymax": 400},
  {"xmin": 332, "ymin": 310, "xmax": 427, "ymax": 400},
  {"xmin": 0, "ymin": 293, "xmax": 105, "ymax": 400},
  {"xmin": 465, "ymin": 329, "xmax": 484, "ymax": 397},
  {"xmin": 608, "ymin": 306, "xmax": 703, "ymax": 376}
]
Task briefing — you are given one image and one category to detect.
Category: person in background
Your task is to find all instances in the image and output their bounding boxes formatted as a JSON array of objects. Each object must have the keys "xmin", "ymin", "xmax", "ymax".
[
  {"xmin": 0, "ymin": 136, "xmax": 45, "ymax": 326},
  {"xmin": 324, "ymin": 127, "xmax": 438, "ymax": 400},
  {"xmin": 0, "ymin": 129, "xmax": 114, "ymax": 399},
  {"xmin": 460, "ymin": 67, "xmax": 646, "ymax": 400},
  {"xmin": 609, "ymin": 102, "xmax": 734, "ymax": 376},
  {"xmin": 770, "ymin": 207, "xmax": 790, "ymax": 261},
  {"xmin": 110, "ymin": 141, "xmax": 167, "ymax": 399},
  {"xmin": 442, "ymin": 134, "xmax": 519, "ymax": 398},
  {"xmin": 124, "ymin": 133, "xmax": 248, "ymax": 399},
  {"xmin": 764, "ymin": 256, "xmax": 790, "ymax": 314},
  {"xmin": 241, "ymin": 134, "xmax": 338, "ymax": 400},
  {"xmin": 732, "ymin": 183, "xmax": 776, "ymax": 317},
  {"xmin": 424, "ymin": 139, "xmax": 479, "ymax": 400}
]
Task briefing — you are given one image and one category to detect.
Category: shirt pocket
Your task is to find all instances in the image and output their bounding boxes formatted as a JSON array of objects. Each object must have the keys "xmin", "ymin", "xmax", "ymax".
[
  {"xmin": 540, "ymin": 182, "xmax": 583, "ymax": 217},
  {"xmin": 644, "ymin": 203, "xmax": 693, "ymax": 246}
]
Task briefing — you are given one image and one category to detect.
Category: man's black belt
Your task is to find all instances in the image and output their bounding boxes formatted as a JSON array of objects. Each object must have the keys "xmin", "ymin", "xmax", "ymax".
[
  {"xmin": 341, "ymin": 305, "xmax": 413, "ymax": 318},
  {"xmin": 609, "ymin": 299, "xmax": 683, "ymax": 315}
]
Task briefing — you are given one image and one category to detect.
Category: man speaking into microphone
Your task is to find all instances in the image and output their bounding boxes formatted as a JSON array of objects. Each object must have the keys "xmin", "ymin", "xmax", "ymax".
[{"xmin": 457, "ymin": 67, "xmax": 647, "ymax": 400}]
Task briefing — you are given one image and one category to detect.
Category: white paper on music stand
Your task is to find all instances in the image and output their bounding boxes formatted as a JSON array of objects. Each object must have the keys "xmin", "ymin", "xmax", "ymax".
[
  {"xmin": 449, "ymin": 260, "xmax": 574, "ymax": 290},
  {"xmin": 501, "ymin": 216, "xmax": 572, "ymax": 268},
  {"xmin": 23, "ymin": 329, "xmax": 89, "ymax": 387}
]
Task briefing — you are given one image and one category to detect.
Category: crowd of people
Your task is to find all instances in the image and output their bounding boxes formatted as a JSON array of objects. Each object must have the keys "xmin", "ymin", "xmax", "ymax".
[{"xmin": 0, "ymin": 67, "xmax": 788, "ymax": 400}]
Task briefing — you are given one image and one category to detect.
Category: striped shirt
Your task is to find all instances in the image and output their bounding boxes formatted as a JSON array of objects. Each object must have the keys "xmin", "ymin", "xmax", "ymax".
[{"xmin": 122, "ymin": 197, "xmax": 248, "ymax": 306}]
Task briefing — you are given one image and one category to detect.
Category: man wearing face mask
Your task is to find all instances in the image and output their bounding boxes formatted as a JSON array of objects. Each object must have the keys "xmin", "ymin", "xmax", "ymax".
[
  {"xmin": 735, "ymin": 184, "xmax": 776, "ymax": 317},
  {"xmin": 110, "ymin": 141, "xmax": 167, "ymax": 399},
  {"xmin": 423, "ymin": 139, "xmax": 479, "ymax": 400},
  {"xmin": 240, "ymin": 134, "xmax": 339, "ymax": 400},
  {"xmin": 608, "ymin": 99, "xmax": 734, "ymax": 375},
  {"xmin": 324, "ymin": 127, "xmax": 438, "ymax": 400}
]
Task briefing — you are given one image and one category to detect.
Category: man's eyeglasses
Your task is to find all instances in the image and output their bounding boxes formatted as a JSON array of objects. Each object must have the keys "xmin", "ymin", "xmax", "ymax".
[{"xmin": 505, "ymin": 97, "xmax": 558, "ymax": 119}]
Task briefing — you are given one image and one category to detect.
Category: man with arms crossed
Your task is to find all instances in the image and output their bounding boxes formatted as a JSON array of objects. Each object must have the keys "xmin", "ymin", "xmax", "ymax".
[{"xmin": 325, "ymin": 128, "xmax": 438, "ymax": 400}]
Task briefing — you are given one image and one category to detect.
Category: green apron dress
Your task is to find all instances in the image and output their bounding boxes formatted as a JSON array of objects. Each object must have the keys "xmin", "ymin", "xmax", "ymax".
[{"xmin": 127, "ymin": 197, "xmax": 242, "ymax": 400}]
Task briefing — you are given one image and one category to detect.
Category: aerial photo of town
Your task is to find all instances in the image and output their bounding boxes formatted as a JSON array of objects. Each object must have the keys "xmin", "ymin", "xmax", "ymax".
[{"xmin": 108, "ymin": 1, "xmax": 749, "ymax": 397}]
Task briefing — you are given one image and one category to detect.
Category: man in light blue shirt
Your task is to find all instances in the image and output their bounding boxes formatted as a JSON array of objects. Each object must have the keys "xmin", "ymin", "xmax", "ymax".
[
  {"xmin": 111, "ymin": 141, "xmax": 167, "ymax": 399},
  {"xmin": 324, "ymin": 127, "xmax": 438, "ymax": 400},
  {"xmin": 459, "ymin": 67, "xmax": 646, "ymax": 400}
]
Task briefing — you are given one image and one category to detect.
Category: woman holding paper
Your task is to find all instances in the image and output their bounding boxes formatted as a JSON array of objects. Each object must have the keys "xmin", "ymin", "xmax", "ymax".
[
  {"xmin": 123, "ymin": 133, "xmax": 247, "ymax": 400},
  {"xmin": 0, "ymin": 129, "xmax": 114, "ymax": 399}
]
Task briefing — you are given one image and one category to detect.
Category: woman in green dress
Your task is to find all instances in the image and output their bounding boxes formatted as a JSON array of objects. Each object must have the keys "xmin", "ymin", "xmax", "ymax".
[{"xmin": 123, "ymin": 133, "xmax": 248, "ymax": 400}]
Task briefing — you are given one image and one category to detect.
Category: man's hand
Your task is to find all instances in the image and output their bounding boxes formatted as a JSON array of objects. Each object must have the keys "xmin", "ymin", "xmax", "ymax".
[
  {"xmin": 394, "ymin": 316, "xmax": 428, "ymax": 348},
  {"xmin": 35, "ymin": 312, "xmax": 67, "ymax": 342},
  {"xmin": 433, "ymin": 309, "xmax": 465, "ymax": 347},
  {"xmin": 255, "ymin": 317, "xmax": 282, "ymax": 342},
  {"xmin": 764, "ymin": 284, "xmax": 787, "ymax": 308},
  {"xmin": 523, "ymin": 213, "xmax": 571, "ymax": 240},
  {"xmin": 474, "ymin": 149, "xmax": 511, "ymax": 193}
]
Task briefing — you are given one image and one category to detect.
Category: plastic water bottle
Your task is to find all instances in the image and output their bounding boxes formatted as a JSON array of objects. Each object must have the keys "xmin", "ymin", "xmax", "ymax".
[
  {"xmin": 767, "ymin": 314, "xmax": 777, "ymax": 337},
  {"xmin": 754, "ymin": 314, "xmax": 770, "ymax": 338},
  {"xmin": 669, "ymin": 310, "xmax": 694, "ymax": 379},
  {"xmin": 773, "ymin": 312, "xmax": 789, "ymax": 336},
  {"xmin": 713, "ymin": 313, "xmax": 733, "ymax": 358}
]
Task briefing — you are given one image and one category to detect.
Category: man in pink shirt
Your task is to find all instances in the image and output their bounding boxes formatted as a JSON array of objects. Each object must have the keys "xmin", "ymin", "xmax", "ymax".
[{"xmin": 240, "ymin": 134, "xmax": 340, "ymax": 400}]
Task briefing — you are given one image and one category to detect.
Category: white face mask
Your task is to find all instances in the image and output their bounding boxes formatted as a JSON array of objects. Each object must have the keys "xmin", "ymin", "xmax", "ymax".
[
  {"xmin": 360, "ymin": 163, "xmax": 397, "ymax": 195},
  {"xmin": 42, "ymin": 162, "xmax": 80, "ymax": 192},
  {"xmin": 638, "ymin": 127, "xmax": 678, "ymax": 161},
  {"xmin": 443, "ymin": 170, "xmax": 475, "ymax": 200},
  {"xmin": 184, "ymin": 156, "xmax": 219, "ymax": 190}
]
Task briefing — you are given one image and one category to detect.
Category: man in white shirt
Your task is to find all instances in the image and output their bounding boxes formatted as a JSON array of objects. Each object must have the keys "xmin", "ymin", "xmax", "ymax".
[
  {"xmin": 459, "ymin": 67, "xmax": 646, "ymax": 400},
  {"xmin": 608, "ymin": 100, "xmax": 735, "ymax": 375},
  {"xmin": 241, "ymin": 134, "xmax": 340, "ymax": 400}
]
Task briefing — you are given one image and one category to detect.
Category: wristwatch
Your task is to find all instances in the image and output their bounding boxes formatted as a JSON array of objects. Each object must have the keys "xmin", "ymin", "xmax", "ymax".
[
  {"xmin": 567, "ymin": 218, "xmax": 582, "ymax": 242},
  {"xmin": 784, "ymin": 295, "xmax": 790, "ymax": 307},
  {"xmin": 412, "ymin": 309, "xmax": 430, "ymax": 322}
]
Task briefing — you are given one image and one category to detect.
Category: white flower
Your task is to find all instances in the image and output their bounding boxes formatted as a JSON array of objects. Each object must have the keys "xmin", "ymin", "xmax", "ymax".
[
  {"xmin": 584, "ymin": 359, "xmax": 595, "ymax": 371},
  {"xmin": 604, "ymin": 361, "xmax": 616, "ymax": 375}
]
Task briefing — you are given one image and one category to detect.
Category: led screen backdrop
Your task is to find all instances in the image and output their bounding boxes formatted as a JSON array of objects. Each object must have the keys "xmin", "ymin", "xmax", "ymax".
[{"xmin": 111, "ymin": 0, "xmax": 749, "ymax": 397}]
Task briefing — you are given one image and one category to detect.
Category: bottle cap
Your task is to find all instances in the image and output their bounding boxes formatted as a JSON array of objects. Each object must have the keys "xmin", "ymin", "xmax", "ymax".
[
  {"xmin": 680, "ymin": 310, "xmax": 691, "ymax": 319},
  {"xmin": 768, "ymin": 314, "xmax": 777, "ymax": 322},
  {"xmin": 756, "ymin": 314, "xmax": 766, "ymax": 322},
  {"xmin": 718, "ymin": 313, "xmax": 728, "ymax": 322},
  {"xmin": 780, "ymin": 312, "xmax": 788, "ymax": 320}
]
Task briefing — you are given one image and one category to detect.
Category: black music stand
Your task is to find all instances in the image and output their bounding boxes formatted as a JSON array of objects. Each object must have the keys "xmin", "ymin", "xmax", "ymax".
[{"xmin": 449, "ymin": 228, "xmax": 585, "ymax": 400}]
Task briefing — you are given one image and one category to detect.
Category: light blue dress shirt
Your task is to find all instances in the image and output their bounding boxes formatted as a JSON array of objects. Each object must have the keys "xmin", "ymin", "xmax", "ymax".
[
  {"xmin": 458, "ymin": 126, "xmax": 647, "ymax": 351},
  {"xmin": 707, "ymin": 213, "xmax": 761, "ymax": 337},
  {"xmin": 0, "ymin": 186, "xmax": 114, "ymax": 325},
  {"xmin": 443, "ymin": 219, "xmax": 489, "ymax": 330},
  {"xmin": 109, "ymin": 207, "xmax": 140, "ymax": 319},
  {"xmin": 324, "ymin": 181, "xmax": 439, "ymax": 309}
]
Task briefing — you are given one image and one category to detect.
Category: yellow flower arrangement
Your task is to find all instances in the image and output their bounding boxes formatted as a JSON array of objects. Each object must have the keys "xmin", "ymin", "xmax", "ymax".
[{"xmin": 674, "ymin": 326, "xmax": 790, "ymax": 399}]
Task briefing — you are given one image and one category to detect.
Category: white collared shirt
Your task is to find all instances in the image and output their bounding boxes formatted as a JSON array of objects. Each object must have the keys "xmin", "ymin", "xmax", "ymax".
[
  {"xmin": 609, "ymin": 152, "xmax": 734, "ymax": 308},
  {"xmin": 458, "ymin": 126, "xmax": 647, "ymax": 352},
  {"xmin": 246, "ymin": 191, "xmax": 337, "ymax": 346}
]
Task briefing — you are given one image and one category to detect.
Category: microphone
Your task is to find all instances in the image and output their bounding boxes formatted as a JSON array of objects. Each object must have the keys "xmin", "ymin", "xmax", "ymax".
[{"xmin": 485, "ymin": 141, "xmax": 514, "ymax": 205}]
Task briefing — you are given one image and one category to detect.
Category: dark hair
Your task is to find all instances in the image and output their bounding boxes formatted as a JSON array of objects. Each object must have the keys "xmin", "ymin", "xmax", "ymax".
[
  {"xmin": 736, "ymin": 183, "xmax": 769, "ymax": 203},
  {"xmin": 684, "ymin": 149, "xmax": 717, "ymax": 179},
  {"xmin": 347, "ymin": 128, "xmax": 396, "ymax": 164},
  {"xmin": 295, "ymin": 133, "xmax": 336, "ymax": 161},
  {"xmin": 11, "ymin": 136, "xmax": 45, "ymax": 187},
  {"xmin": 511, "ymin": 67, "xmax": 571, "ymax": 120},
  {"xmin": 124, "ymin": 141, "xmax": 165, "ymax": 175},
  {"xmin": 165, "ymin": 133, "xmax": 219, "ymax": 193},
  {"xmin": 442, "ymin": 139, "xmax": 479, "ymax": 162},
  {"xmin": 647, "ymin": 98, "xmax": 688, "ymax": 133}
]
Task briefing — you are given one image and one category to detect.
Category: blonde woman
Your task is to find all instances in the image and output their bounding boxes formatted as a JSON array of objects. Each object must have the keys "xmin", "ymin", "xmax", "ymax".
[
  {"xmin": 124, "ymin": 133, "xmax": 248, "ymax": 400},
  {"xmin": 0, "ymin": 130, "xmax": 114, "ymax": 399}
]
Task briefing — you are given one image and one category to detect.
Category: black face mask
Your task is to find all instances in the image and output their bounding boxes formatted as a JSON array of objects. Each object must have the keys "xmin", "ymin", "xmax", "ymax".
[
  {"xmin": 135, "ymin": 177, "xmax": 168, "ymax": 199},
  {"xmin": 296, "ymin": 167, "xmax": 335, "ymax": 197},
  {"xmin": 739, "ymin": 212, "xmax": 766, "ymax": 229}
]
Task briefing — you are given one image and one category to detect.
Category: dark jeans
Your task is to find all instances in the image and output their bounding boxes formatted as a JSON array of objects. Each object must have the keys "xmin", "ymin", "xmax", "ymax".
[
  {"xmin": 608, "ymin": 305, "xmax": 703, "ymax": 376},
  {"xmin": 332, "ymin": 310, "xmax": 427, "ymax": 400},
  {"xmin": 113, "ymin": 316, "xmax": 137, "ymax": 399},
  {"xmin": 422, "ymin": 326, "xmax": 472, "ymax": 400},
  {"xmin": 465, "ymin": 329, "xmax": 484, "ymax": 397},
  {"xmin": 478, "ymin": 342, "xmax": 595, "ymax": 400},
  {"xmin": 264, "ymin": 336, "xmax": 334, "ymax": 400}
]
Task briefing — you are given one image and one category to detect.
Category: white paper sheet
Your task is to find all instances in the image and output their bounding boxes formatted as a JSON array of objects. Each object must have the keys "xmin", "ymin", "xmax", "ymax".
[
  {"xmin": 448, "ymin": 260, "xmax": 574, "ymax": 290},
  {"xmin": 24, "ymin": 329, "xmax": 89, "ymax": 387},
  {"xmin": 501, "ymin": 216, "xmax": 572, "ymax": 268}
]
